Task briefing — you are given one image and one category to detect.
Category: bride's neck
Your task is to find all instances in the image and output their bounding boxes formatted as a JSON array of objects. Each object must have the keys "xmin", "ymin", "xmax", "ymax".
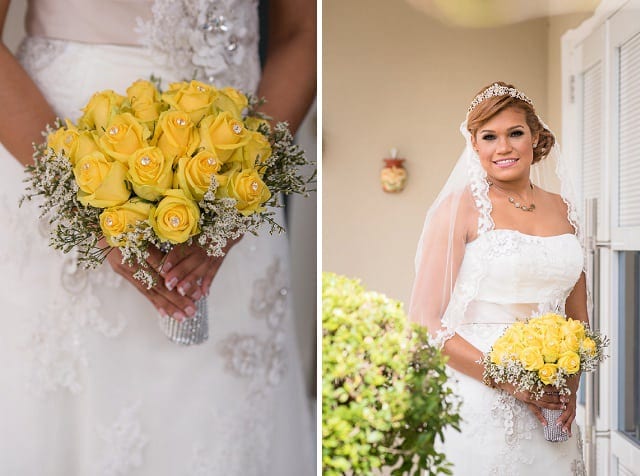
[{"xmin": 488, "ymin": 176, "xmax": 532, "ymax": 197}]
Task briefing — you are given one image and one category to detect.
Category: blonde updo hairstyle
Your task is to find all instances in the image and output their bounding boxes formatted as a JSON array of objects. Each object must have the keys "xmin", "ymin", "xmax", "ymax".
[{"xmin": 466, "ymin": 81, "xmax": 555, "ymax": 164}]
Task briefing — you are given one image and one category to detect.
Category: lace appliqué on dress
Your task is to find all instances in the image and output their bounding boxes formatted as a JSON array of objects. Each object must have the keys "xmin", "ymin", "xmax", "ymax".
[
  {"xmin": 96, "ymin": 402, "xmax": 148, "ymax": 476},
  {"xmin": 185, "ymin": 401, "xmax": 272, "ymax": 476},
  {"xmin": 16, "ymin": 37, "xmax": 68, "ymax": 94},
  {"xmin": 136, "ymin": 0, "xmax": 260, "ymax": 92},
  {"xmin": 571, "ymin": 426, "xmax": 587, "ymax": 476},
  {"xmin": 218, "ymin": 257, "xmax": 288, "ymax": 388},
  {"xmin": 488, "ymin": 392, "xmax": 538, "ymax": 474},
  {"xmin": 26, "ymin": 257, "xmax": 126, "ymax": 395}
]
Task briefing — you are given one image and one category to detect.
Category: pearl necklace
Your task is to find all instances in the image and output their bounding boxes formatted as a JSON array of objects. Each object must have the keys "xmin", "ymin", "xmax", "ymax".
[{"xmin": 487, "ymin": 180, "xmax": 536, "ymax": 212}]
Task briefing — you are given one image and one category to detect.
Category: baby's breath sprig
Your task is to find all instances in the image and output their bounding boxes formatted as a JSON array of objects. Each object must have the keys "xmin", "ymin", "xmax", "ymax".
[
  {"xmin": 262, "ymin": 122, "xmax": 315, "ymax": 203},
  {"xmin": 22, "ymin": 147, "xmax": 105, "ymax": 268}
]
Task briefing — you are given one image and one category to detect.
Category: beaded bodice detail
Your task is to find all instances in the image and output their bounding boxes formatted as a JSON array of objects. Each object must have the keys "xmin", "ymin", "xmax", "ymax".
[
  {"xmin": 441, "ymin": 229, "xmax": 583, "ymax": 334},
  {"xmin": 136, "ymin": 0, "xmax": 261, "ymax": 92},
  {"xmin": 465, "ymin": 230, "xmax": 582, "ymax": 305}
]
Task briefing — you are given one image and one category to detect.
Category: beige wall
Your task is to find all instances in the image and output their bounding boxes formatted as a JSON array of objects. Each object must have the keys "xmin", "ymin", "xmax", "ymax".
[{"xmin": 323, "ymin": 0, "xmax": 596, "ymax": 306}]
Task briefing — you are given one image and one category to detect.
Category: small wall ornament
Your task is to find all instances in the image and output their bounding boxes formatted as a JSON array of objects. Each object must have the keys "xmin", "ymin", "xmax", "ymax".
[{"xmin": 380, "ymin": 148, "xmax": 407, "ymax": 193}]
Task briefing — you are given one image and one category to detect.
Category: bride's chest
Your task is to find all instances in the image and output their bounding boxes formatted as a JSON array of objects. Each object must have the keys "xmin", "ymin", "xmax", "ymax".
[{"xmin": 460, "ymin": 229, "xmax": 584, "ymax": 301}]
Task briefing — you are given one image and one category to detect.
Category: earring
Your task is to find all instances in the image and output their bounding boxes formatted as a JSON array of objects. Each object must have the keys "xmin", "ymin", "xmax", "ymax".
[{"xmin": 533, "ymin": 142, "xmax": 538, "ymax": 148}]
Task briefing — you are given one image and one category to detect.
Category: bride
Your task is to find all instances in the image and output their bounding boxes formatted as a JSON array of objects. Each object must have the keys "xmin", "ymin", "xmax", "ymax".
[
  {"xmin": 409, "ymin": 82, "xmax": 587, "ymax": 475},
  {"xmin": 0, "ymin": 0, "xmax": 315, "ymax": 474}
]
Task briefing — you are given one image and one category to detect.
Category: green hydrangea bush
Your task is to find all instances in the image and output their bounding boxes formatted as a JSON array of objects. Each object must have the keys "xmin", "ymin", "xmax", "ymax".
[{"xmin": 322, "ymin": 273, "xmax": 460, "ymax": 476}]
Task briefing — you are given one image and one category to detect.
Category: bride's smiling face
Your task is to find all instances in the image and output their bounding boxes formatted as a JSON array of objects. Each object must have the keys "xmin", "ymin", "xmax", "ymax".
[{"xmin": 471, "ymin": 107, "xmax": 538, "ymax": 182}]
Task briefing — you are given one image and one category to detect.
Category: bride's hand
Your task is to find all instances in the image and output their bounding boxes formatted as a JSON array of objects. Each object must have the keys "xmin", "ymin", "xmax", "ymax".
[
  {"xmin": 501, "ymin": 383, "xmax": 570, "ymax": 431},
  {"xmin": 555, "ymin": 375, "xmax": 580, "ymax": 436},
  {"xmin": 151, "ymin": 237, "xmax": 241, "ymax": 300},
  {"xmin": 103, "ymin": 241, "xmax": 197, "ymax": 321}
]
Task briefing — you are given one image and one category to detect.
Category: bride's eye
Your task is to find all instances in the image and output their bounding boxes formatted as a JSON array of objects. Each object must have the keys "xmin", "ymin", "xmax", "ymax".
[
  {"xmin": 510, "ymin": 130, "xmax": 524, "ymax": 137},
  {"xmin": 481, "ymin": 134, "xmax": 496, "ymax": 141}
]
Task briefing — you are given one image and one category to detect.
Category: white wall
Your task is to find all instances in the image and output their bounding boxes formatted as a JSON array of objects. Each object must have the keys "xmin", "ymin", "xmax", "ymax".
[{"xmin": 323, "ymin": 0, "xmax": 595, "ymax": 306}]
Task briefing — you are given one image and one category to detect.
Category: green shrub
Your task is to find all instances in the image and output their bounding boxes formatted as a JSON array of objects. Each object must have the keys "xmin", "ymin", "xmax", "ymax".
[{"xmin": 322, "ymin": 272, "xmax": 460, "ymax": 475}]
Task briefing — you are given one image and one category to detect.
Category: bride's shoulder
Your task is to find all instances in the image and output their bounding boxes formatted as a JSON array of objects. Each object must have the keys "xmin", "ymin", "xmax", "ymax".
[{"xmin": 535, "ymin": 187, "xmax": 569, "ymax": 211}]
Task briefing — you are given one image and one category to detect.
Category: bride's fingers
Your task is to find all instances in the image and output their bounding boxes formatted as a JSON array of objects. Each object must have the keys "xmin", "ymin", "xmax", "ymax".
[
  {"xmin": 106, "ymin": 249, "xmax": 196, "ymax": 319},
  {"xmin": 159, "ymin": 244, "xmax": 196, "ymax": 279},
  {"xmin": 144, "ymin": 244, "xmax": 166, "ymax": 273},
  {"xmin": 163, "ymin": 251, "xmax": 207, "ymax": 294},
  {"xmin": 557, "ymin": 402, "xmax": 576, "ymax": 436},
  {"xmin": 147, "ymin": 287, "xmax": 197, "ymax": 321}
]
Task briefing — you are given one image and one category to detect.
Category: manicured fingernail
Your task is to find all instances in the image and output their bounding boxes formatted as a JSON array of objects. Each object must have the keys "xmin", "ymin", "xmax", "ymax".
[
  {"xmin": 160, "ymin": 262, "xmax": 173, "ymax": 276},
  {"xmin": 159, "ymin": 308, "xmax": 169, "ymax": 318},
  {"xmin": 166, "ymin": 277, "xmax": 178, "ymax": 291},
  {"xmin": 178, "ymin": 282, "xmax": 191, "ymax": 296},
  {"xmin": 185, "ymin": 306, "xmax": 195, "ymax": 317},
  {"xmin": 172, "ymin": 311, "xmax": 185, "ymax": 321},
  {"xmin": 192, "ymin": 289, "xmax": 203, "ymax": 300}
]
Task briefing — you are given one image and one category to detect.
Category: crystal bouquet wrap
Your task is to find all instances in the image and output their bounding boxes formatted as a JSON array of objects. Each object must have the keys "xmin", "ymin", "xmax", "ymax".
[
  {"xmin": 481, "ymin": 312, "xmax": 608, "ymax": 442},
  {"xmin": 22, "ymin": 79, "xmax": 312, "ymax": 345}
]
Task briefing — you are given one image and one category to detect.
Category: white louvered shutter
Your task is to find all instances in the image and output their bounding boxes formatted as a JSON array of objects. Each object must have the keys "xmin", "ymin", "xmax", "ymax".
[
  {"xmin": 582, "ymin": 62, "xmax": 602, "ymax": 217},
  {"xmin": 618, "ymin": 32, "xmax": 640, "ymax": 227}
]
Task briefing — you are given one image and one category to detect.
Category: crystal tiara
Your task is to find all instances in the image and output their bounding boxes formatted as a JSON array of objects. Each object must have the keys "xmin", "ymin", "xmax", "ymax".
[{"xmin": 468, "ymin": 83, "xmax": 533, "ymax": 113}]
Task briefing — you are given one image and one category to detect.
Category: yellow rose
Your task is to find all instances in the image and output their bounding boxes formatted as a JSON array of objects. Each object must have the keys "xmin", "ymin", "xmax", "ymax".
[
  {"xmin": 490, "ymin": 342, "xmax": 509, "ymax": 365},
  {"xmin": 559, "ymin": 332, "xmax": 580, "ymax": 353},
  {"xmin": 127, "ymin": 147, "xmax": 173, "ymax": 201},
  {"xmin": 152, "ymin": 110, "xmax": 200, "ymax": 164},
  {"xmin": 100, "ymin": 199, "xmax": 152, "ymax": 247},
  {"xmin": 242, "ymin": 130, "xmax": 272, "ymax": 167},
  {"xmin": 537, "ymin": 312, "xmax": 565, "ymax": 324},
  {"xmin": 199, "ymin": 111, "xmax": 250, "ymax": 162},
  {"xmin": 500, "ymin": 328, "xmax": 523, "ymax": 351},
  {"xmin": 522, "ymin": 326, "xmax": 542, "ymax": 349},
  {"xmin": 162, "ymin": 80, "xmax": 219, "ymax": 123},
  {"xmin": 174, "ymin": 150, "xmax": 223, "ymax": 201},
  {"xmin": 541, "ymin": 328, "xmax": 562, "ymax": 363},
  {"xmin": 519, "ymin": 346, "xmax": 544, "ymax": 371},
  {"xmin": 126, "ymin": 80, "xmax": 162, "ymax": 123},
  {"xmin": 214, "ymin": 87, "xmax": 248, "ymax": 119},
  {"xmin": 219, "ymin": 169, "xmax": 271, "ymax": 216},
  {"xmin": 150, "ymin": 189, "xmax": 200, "ymax": 244},
  {"xmin": 74, "ymin": 152, "xmax": 130, "ymax": 208},
  {"xmin": 557, "ymin": 351, "xmax": 581, "ymax": 374},
  {"xmin": 47, "ymin": 122, "xmax": 76, "ymax": 156},
  {"xmin": 99, "ymin": 113, "xmax": 150, "ymax": 163},
  {"xmin": 538, "ymin": 363, "xmax": 559, "ymax": 385},
  {"xmin": 78, "ymin": 90, "xmax": 126, "ymax": 131},
  {"xmin": 244, "ymin": 116, "xmax": 271, "ymax": 133},
  {"xmin": 581, "ymin": 337, "xmax": 597, "ymax": 356},
  {"xmin": 562, "ymin": 318, "xmax": 586, "ymax": 341}
]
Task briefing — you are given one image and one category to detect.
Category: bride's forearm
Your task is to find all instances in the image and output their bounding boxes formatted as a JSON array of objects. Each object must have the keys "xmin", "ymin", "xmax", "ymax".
[
  {"xmin": 255, "ymin": 0, "xmax": 316, "ymax": 135},
  {"xmin": 0, "ymin": 43, "xmax": 57, "ymax": 166},
  {"xmin": 442, "ymin": 333, "xmax": 487, "ymax": 383}
]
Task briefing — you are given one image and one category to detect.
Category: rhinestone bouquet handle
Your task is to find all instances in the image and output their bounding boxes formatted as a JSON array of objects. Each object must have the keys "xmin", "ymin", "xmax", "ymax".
[
  {"xmin": 158, "ymin": 297, "xmax": 209, "ymax": 345},
  {"xmin": 541, "ymin": 408, "xmax": 569, "ymax": 442}
]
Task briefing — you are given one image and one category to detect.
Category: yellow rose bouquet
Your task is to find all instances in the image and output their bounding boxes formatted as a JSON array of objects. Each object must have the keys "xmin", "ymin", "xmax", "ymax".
[
  {"xmin": 22, "ymin": 79, "xmax": 313, "ymax": 344},
  {"xmin": 481, "ymin": 312, "xmax": 608, "ymax": 442}
]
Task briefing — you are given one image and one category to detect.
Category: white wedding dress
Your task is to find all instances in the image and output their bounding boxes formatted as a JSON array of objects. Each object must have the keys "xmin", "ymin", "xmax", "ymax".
[
  {"xmin": 0, "ymin": 1, "xmax": 313, "ymax": 474},
  {"xmin": 440, "ymin": 229, "xmax": 586, "ymax": 475}
]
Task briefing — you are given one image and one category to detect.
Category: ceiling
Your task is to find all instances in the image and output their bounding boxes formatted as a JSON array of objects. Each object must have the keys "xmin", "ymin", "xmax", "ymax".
[{"xmin": 404, "ymin": 0, "xmax": 601, "ymax": 27}]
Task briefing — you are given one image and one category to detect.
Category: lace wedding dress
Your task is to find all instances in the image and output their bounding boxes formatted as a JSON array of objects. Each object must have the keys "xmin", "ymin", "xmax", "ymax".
[
  {"xmin": 440, "ymin": 229, "xmax": 586, "ymax": 475},
  {"xmin": 0, "ymin": 1, "xmax": 313, "ymax": 474}
]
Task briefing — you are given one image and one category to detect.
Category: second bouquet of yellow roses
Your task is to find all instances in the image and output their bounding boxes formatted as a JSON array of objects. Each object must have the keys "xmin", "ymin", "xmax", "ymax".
[
  {"xmin": 22, "ymin": 78, "xmax": 312, "ymax": 344},
  {"xmin": 481, "ymin": 312, "xmax": 607, "ymax": 441}
]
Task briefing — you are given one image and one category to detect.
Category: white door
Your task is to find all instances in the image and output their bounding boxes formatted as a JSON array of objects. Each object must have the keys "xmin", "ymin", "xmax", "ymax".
[{"xmin": 563, "ymin": 1, "xmax": 640, "ymax": 474}]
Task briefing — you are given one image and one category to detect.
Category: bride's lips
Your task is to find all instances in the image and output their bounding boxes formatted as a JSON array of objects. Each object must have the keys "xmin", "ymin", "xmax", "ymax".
[{"xmin": 493, "ymin": 158, "xmax": 519, "ymax": 169}]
